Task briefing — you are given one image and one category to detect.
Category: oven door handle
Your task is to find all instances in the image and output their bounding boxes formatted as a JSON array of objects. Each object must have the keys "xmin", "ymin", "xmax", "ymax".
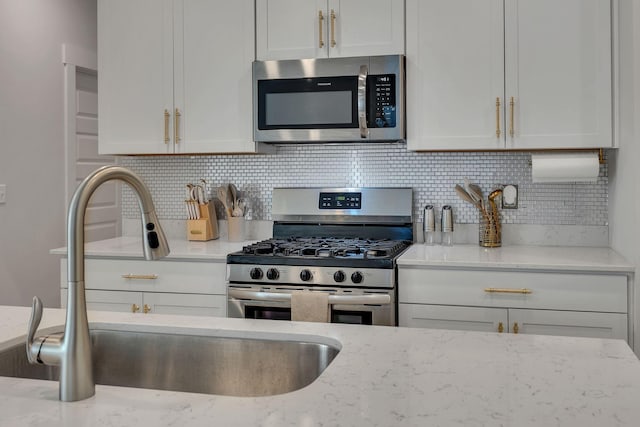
[{"xmin": 228, "ymin": 289, "xmax": 391, "ymax": 305}]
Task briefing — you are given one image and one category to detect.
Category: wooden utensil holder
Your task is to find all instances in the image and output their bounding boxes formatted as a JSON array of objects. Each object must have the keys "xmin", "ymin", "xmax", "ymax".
[{"xmin": 187, "ymin": 203, "xmax": 219, "ymax": 241}]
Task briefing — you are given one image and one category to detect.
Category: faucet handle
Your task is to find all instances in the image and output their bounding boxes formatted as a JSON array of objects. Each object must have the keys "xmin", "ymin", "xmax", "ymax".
[{"xmin": 26, "ymin": 296, "xmax": 43, "ymax": 364}]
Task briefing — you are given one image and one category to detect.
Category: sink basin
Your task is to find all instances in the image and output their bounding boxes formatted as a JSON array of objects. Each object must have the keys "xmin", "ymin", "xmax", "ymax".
[{"xmin": 0, "ymin": 329, "xmax": 340, "ymax": 397}]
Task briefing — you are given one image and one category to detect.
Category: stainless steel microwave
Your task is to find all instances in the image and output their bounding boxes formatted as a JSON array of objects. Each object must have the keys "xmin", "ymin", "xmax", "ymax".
[{"xmin": 253, "ymin": 55, "xmax": 405, "ymax": 143}]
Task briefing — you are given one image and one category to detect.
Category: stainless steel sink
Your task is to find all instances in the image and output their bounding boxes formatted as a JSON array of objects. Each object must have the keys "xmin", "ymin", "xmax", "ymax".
[{"xmin": 0, "ymin": 329, "xmax": 340, "ymax": 397}]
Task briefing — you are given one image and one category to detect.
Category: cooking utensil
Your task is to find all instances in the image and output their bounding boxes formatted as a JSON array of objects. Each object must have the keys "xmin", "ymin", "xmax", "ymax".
[
  {"xmin": 217, "ymin": 186, "xmax": 232, "ymax": 217},
  {"xmin": 233, "ymin": 198, "xmax": 246, "ymax": 217},
  {"xmin": 229, "ymin": 183, "xmax": 238, "ymax": 206},
  {"xmin": 455, "ymin": 185, "xmax": 480, "ymax": 209}
]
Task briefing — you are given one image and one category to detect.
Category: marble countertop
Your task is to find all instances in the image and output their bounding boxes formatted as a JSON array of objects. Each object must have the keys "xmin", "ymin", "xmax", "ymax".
[
  {"xmin": 397, "ymin": 244, "xmax": 634, "ymax": 273},
  {"xmin": 50, "ymin": 236, "xmax": 255, "ymax": 261},
  {"xmin": 52, "ymin": 237, "xmax": 634, "ymax": 273},
  {"xmin": 1, "ymin": 306, "xmax": 640, "ymax": 426}
]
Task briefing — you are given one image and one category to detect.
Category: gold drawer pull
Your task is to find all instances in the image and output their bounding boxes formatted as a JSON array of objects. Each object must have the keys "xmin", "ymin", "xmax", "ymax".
[
  {"xmin": 484, "ymin": 287, "xmax": 532, "ymax": 294},
  {"xmin": 163, "ymin": 109, "xmax": 170, "ymax": 144},
  {"xmin": 174, "ymin": 108, "xmax": 181, "ymax": 144},
  {"xmin": 143, "ymin": 304, "xmax": 151, "ymax": 314},
  {"xmin": 497, "ymin": 322, "xmax": 504, "ymax": 333},
  {"xmin": 509, "ymin": 96, "xmax": 515, "ymax": 137},
  {"xmin": 495, "ymin": 97, "xmax": 501, "ymax": 138},
  {"xmin": 513, "ymin": 322, "xmax": 519, "ymax": 334},
  {"xmin": 318, "ymin": 10, "xmax": 325, "ymax": 48},
  {"xmin": 330, "ymin": 9, "xmax": 336, "ymax": 47},
  {"xmin": 122, "ymin": 274, "xmax": 158, "ymax": 280},
  {"xmin": 131, "ymin": 304, "xmax": 140, "ymax": 313}
]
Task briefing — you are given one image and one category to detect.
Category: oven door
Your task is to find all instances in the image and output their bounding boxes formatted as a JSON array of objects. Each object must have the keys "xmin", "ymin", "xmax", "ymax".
[{"xmin": 227, "ymin": 287, "xmax": 395, "ymax": 326}]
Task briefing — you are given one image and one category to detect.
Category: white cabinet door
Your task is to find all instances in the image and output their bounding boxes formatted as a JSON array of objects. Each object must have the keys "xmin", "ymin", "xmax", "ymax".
[
  {"xmin": 99, "ymin": 0, "xmax": 262, "ymax": 154},
  {"xmin": 256, "ymin": 0, "xmax": 325, "ymax": 60},
  {"xmin": 256, "ymin": 0, "xmax": 404, "ymax": 60},
  {"xmin": 406, "ymin": 0, "xmax": 612, "ymax": 151},
  {"xmin": 175, "ymin": 0, "xmax": 256, "ymax": 153},
  {"xmin": 509, "ymin": 309, "xmax": 628, "ymax": 340},
  {"xmin": 505, "ymin": 0, "xmax": 612, "ymax": 149},
  {"xmin": 98, "ymin": 0, "xmax": 174, "ymax": 155},
  {"xmin": 406, "ymin": 0, "xmax": 505, "ymax": 150},
  {"xmin": 62, "ymin": 289, "xmax": 144, "ymax": 313},
  {"xmin": 399, "ymin": 303, "xmax": 507, "ymax": 334},
  {"xmin": 62, "ymin": 289, "xmax": 227, "ymax": 317},
  {"xmin": 143, "ymin": 293, "xmax": 227, "ymax": 317},
  {"xmin": 328, "ymin": 0, "xmax": 404, "ymax": 58}
]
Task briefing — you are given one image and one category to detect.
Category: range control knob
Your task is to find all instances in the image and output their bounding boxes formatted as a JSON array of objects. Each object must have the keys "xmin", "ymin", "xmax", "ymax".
[
  {"xmin": 300, "ymin": 269, "xmax": 313, "ymax": 282},
  {"xmin": 351, "ymin": 271, "xmax": 364, "ymax": 284},
  {"xmin": 333, "ymin": 270, "xmax": 346, "ymax": 283},
  {"xmin": 266, "ymin": 268, "xmax": 280, "ymax": 280},
  {"xmin": 249, "ymin": 268, "xmax": 263, "ymax": 280}
]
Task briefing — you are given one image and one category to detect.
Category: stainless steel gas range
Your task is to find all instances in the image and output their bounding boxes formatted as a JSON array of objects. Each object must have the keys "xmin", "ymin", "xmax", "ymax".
[{"xmin": 226, "ymin": 187, "xmax": 413, "ymax": 326}]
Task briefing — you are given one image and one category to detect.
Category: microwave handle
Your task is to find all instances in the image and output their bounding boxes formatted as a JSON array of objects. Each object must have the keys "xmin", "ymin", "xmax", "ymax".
[
  {"xmin": 357, "ymin": 64, "xmax": 369, "ymax": 139},
  {"xmin": 228, "ymin": 288, "xmax": 391, "ymax": 305}
]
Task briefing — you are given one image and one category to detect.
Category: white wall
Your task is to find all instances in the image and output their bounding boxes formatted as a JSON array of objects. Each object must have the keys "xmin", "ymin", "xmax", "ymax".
[
  {"xmin": 609, "ymin": 0, "xmax": 640, "ymax": 355},
  {"xmin": 0, "ymin": 0, "xmax": 97, "ymax": 307}
]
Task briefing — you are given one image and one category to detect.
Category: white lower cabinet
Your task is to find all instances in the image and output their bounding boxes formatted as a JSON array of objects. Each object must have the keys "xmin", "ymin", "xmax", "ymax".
[
  {"xmin": 399, "ymin": 304, "xmax": 627, "ymax": 339},
  {"xmin": 60, "ymin": 258, "xmax": 227, "ymax": 317},
  {"xmin": 398, "ymin": 267, "xmax": 630, "ymax": 341}
]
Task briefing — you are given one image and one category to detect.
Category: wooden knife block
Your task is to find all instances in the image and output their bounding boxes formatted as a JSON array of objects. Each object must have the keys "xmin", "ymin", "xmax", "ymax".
[{"xmin": 187, "ymin": 203, "xmax": 219, "ymax": 241}]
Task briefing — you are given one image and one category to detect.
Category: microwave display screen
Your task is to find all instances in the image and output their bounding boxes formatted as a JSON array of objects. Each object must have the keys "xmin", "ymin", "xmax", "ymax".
[{"xmin": 266, "ymin": 91, "xmax": 352, "ymax": 126}]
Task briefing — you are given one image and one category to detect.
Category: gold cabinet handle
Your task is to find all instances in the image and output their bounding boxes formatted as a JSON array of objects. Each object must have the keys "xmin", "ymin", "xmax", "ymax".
[
  {"xmin": 143, "ymin": 304, "xmax": 151, "ymax": 314},
  {"xmin": 318, "ymin": 10, "xmax": 325, "ymax": 48},
  {"xmin": 497, "ymin": 322, "xmax": 504, "ymax": 333},
  {"xmin": 131, "ymin": 304, "xmax": 140, "ymax": 313},
  {"xmin": 174, "ymin": 108, "xmax": 181, "ymax": 144},
  {"xmin": 513, "ymin": 322, "xmax": 519, "ymax": 334},
  {"xmin": 495, "ymin": 97, "xmax": 501, "ymax": 138},
  {"xmin": 121, "ymin": 274, "xmax": 159, "ymax": 280},
  {"xmin": 509, "ymin": 96, "xmax": 515, "ymax": 137},
  {"xmin": 484, "ymin": 288, "xmax": 532, "ymax": 294},
  {"xmin": 330, "ymin": 9, "xmax": 336, "ymax": 47},
  {"xmin": 164, "ymin": 109, "xmax": 170, "ymax": 144}
]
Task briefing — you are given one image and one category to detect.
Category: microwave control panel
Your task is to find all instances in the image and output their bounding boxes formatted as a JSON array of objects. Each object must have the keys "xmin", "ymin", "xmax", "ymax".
[
  {"xmin": 368, "ymin": 74, "xmax": 396, "ymax": 128},
  {"xmin": 319, "ymin": 192, "xmax": 362, "ymax": 209}
]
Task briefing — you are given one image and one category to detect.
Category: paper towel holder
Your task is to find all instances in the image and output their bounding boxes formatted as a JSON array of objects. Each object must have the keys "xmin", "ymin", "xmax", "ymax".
[{"xmin": 527, "ymin": 148, "xmax": 605, "ymax": 166}]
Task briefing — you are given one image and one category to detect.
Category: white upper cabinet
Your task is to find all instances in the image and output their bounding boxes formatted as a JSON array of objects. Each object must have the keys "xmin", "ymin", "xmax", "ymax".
[
  {"xmin": 504, "ymin": 0, "xmax": 612, "ymax": 149},
  {"xmin": 98, "ymin": 0, "xmax": 263, "ymax": 155},
  {"xmin": 406, "ymin": 0, "xmax": 613, "ymax": 151},
  {"xmin": 256, "ymin": 0, "xmax": 405, "ymax": 60}
]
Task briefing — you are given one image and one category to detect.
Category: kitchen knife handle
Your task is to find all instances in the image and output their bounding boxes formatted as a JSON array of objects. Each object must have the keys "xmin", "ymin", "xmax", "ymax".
[
  {"xmin": 358, "ymin": 64, "xmax": 368, "ymax": 139},
  {"xmin": 495, "ymin": 97, "xmax": 501, "ymax": 138},
  {"xmin": 164, "ymin": 109, "xmax": 170, "ymax": 144},
  {"xmin": 318, "ymin": 10, "xmax": 325, "ymax": 48},
  {"xmin": 509, "ymin": 96, "xmax": 515, "ymax": 137},
  {"xmin": 174, "ymin": 108, "xmax": 181, "ymax": 144},
  {"xmin": 330, "ymin": 9, "xmax": 336, "ymax": 47}
]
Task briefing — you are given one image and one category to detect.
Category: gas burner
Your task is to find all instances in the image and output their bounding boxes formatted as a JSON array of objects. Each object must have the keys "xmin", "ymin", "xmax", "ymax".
[{"xmin": 238, "ymin": 237, "xmax": 410, "ymax": 262}]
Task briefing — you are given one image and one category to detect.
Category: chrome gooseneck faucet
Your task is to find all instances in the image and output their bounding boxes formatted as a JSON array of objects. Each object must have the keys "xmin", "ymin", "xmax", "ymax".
[{"xmin": 26, "ymin": 166, "xmax": 169, "ymax": 401}]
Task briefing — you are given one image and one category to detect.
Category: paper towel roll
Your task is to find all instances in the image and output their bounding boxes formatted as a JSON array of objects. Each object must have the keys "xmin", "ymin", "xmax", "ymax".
[{"xmin": 531, "ymin": 152, "xmax": 600, "ymax": 183}]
